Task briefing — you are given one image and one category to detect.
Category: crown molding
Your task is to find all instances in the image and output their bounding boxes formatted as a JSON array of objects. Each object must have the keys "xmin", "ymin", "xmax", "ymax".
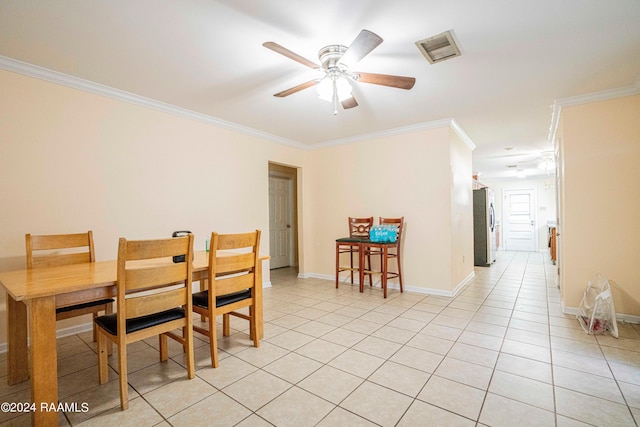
[
  {"xmin": 315, "ymin": 117, "xmax": 476, "ymax": 150},
  {"xmin": 449, "ymin": 119, "xmax": 476, "ymax": 150},
  {"xmin": 1, "ymin": 55, "xmax": 477, "ymax": 152},
  {"xmin": 0, "ymin": 55, "xmax": 304, "ymax": 149},
  {"xmin": 549, "ymin": 77, "xmax": 640, "ymax": 144}
]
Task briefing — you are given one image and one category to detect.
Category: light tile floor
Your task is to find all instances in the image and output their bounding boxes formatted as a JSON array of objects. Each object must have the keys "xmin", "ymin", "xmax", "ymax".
[{"xmin": 1, "ymin": 251, "xmax": 640, "ymax": 426}]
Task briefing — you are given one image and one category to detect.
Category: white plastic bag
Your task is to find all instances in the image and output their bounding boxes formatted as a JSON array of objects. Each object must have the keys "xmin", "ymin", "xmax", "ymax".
[{"xmin": 577, "ymin": 273, "xmax": 618, "ymax": 338}]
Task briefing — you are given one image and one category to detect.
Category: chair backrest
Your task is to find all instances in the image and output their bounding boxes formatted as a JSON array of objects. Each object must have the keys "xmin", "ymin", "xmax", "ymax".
[
  {"xmin": 379, "ymin": 217, "xmax": 404, "ymax": 243},
  {"xmin": 26, "ymin": 231, "xmax": 95, "ymax": 269},
  {"xmin": 208, "ymin": 230, "xmax": 261, "ymax": 297},
  {"xmin": 116, "ymin": 234, "xmax": 194, "ymax": 323},
  {"xmin": 349, "ymin": 217, "xmax": 374, "ymax": 238}
]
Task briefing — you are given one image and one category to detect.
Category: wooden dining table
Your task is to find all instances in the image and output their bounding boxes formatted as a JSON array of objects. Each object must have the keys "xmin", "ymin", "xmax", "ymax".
[{"xmin": 0, "ymin": 250, "xmax": 268, "ymax": 426}]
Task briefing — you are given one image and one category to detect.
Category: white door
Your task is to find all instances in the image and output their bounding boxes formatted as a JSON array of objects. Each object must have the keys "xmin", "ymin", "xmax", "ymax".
[
  {"xmin": 503, "ymin": 189, "xmax": 536, "ymax": 251},
  {"xmin": 269, "ymin": 175, "xmax": 292, "ymax": 268}
]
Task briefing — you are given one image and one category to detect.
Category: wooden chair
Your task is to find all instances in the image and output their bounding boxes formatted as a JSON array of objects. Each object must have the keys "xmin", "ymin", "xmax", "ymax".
[
  {"xmin": 335, "ymin": 217, "xmax": 374, "ymax": 288},
  {"xmin": 192, "ymin": 230, "xmax": 261, "ymax": 368},
  {"xmin": 363, "ymin": 217, "xmax": 404, "ymax": 298},
  {"xmin": 25, "ymin": 231, "xmax": 113, "ymax": 341},
  {"xmin": 94, "ymin": 234, "xmax": 195, "ymax": 410}
]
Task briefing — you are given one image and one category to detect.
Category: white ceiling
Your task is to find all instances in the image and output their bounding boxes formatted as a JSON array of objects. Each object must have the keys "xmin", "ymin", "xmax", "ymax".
[{"xmin": 2, "ymin": 0, "xmax": 639, "ymax": 180}]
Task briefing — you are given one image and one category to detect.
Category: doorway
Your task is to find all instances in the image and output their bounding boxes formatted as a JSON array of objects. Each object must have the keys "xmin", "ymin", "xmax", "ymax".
[
  {"xmin": 502, "ymin": 188, "xmax": 537, "ymax": 251},
  {"xmin": 268, "ymin": 163, "xmax": 298, "ymax": 270}
]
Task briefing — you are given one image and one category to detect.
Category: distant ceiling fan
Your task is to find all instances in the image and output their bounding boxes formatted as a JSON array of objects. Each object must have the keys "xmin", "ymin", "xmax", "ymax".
[{"xmin": 263, "ymin": 29, "xmax": 416, "ymax": 114}]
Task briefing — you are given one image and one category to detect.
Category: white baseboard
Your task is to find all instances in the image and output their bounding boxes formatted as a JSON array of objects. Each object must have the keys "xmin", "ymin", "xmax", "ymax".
[
  {"xmin": 405, "ymin": 271, "xmax": 476, "ymax": 298},
  {"xmin": 0, "ymin": 322, "xmax": 94, "ymax": 354},
  {"xmin": 302, "ymin": 271, "xmax": 476, "ymax": 298},
  {"xmin": 561, "ymin": 301, "xmax": 640, "ymax": 324},
  {"xmin": 297, "ymin": 272, "xmax": 320, "ymax": 279}
]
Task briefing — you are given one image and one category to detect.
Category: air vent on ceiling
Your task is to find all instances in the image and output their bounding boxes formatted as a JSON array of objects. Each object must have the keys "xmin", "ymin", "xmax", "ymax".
[{"xmin": 415, "ymin": 30, "xmax": 461, "ymax": 64}]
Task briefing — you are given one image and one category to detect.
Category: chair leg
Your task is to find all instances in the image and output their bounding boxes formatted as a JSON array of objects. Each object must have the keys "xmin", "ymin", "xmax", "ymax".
[
  {"xmin": 105, "ymin": 303, "xmax": 114, "ymax": 355},
  {"xmin": 335, "ymin": 243, "xmax": 340, "ymax": 288},
  {"xmin": 117, "ymin": 338, "xmax": 129, "ymax": 410},
  {"xmin": 185, "ymin": 321, "xmax": 195, "ymax": 379},
  {"xmin": 250, "ymin": 306, "xmax": 260, "ymax": 348},
  {"xmin": 396, "ymin": 250, "xmax": 403, "ymax": 292},
  {"xmin": 349, "ymin": 250, "xmax": 355, "ymax": 284},
  {"xmin": 209, "ymin": 315, "xmax": 218, "ymax": 368},
  {"xmin": 97, "ymin": 331, "xmax": 109, "ymax": 385},
  {"xmin": 223, "ymin": 314, "xmax": 231, "ymax": 337},
  {"xmin": 382, "ymin": 247, "xmax": 389, "ymax": 299},
  {"xmin": 92, "ymin": 313, "xmax": 98, "ymax": 342},
  {"xmin": 159, "ymin": 334, "xmax": 168, "ymax": 362},
  {"xmin": 182, "ymin": 312, "xmax": 196, "ymax": 379},
  {"xmin": 248, "ymin": 308, "xmax": 254, "ymax": 341}
]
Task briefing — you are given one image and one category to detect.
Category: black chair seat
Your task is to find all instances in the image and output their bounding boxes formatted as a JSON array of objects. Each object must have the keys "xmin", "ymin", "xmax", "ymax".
[
  {"xmin": 95, "ymin": 307, "xmax": 185, "ymax": 335},
  {"xmin": 56, "ymin": 298, "xmax": 114, "ymax": 314},
  {"xmin": 192, "ymin": 289, "xmax": 252, "ymax": 309}
]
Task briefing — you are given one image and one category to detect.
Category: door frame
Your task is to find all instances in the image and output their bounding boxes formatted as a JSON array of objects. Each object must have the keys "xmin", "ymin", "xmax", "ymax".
[
  {"xmin": 502, "ymin": 187, "xmax": 538, "ymax": 251},
  {"xmin": 268, "ymin": 163, "xmax": 299, "ymax": 268}
]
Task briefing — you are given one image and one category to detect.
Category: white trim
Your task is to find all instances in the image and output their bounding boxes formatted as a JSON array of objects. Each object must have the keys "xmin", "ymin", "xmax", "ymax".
[
  {"xmin": 304, "ymin": 272, "xmax": 334, "ymax": 281},
  {"xmin": 303, "ymin": 271, "xmax": 475, "ymax": 298},
  {"xmin": 549, "ymin": 77, "xmax": 640, "ymax": 143},
  {"xmin": 449, "ymin": 119, "xmax": 476, "ymax": 151},
  {"xmin": 0, "ymin": 55, "xmax": 303, "ymax": 149},
  {"xmin": 400, "ymin": 273, "xmax": 475, "ymax": 297},
  {"xmin": 314, "ymin": 117, "xmax": 476, "ymax": 150},
  {"xmin": 0, "ymin": 322, "xmax": 93, "ymax": 354},
  {"xmin": 0, "ymin": 55, "xmax": 478, "ymax": 153},
  {"xmin": 561, "ymin": 302, "xmax": 640, "ymax": 325}
]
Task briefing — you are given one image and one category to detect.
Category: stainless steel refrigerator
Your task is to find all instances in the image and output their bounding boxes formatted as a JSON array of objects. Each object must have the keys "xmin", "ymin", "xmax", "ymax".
[{"xmin": 473, "ymin": 187, "xmax": 496, "ymax": 266}]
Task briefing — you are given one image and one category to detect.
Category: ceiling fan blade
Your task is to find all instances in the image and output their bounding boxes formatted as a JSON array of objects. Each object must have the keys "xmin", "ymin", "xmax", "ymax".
[
  {"xmin": 341, "ymin": 96, "xmax": 358, "ymax": 109},
  {"xmin": 355, "ymin": 72, "xmax": 416, "ymax": 90},
  {"xmin": 274, "ymin": 80, "xmax": 317, "ymax": 97},
  {"xmin": 263, "ymin": 42, "xmax": 319, "ymax": 69},
  {"xmin": 339, "ymin": 30, "xmax": 383, "ymax": 67}
]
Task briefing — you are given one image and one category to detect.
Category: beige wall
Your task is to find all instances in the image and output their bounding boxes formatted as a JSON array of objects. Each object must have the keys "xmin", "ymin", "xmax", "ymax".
[
  {"xmin": 557, "ymin": 94, "xmax": 640, "ymax": 316},
  {"xmin": 0, "ymin": 69, "xmax": 307, "ymax": 343},
  {"xmin": 449, "ymin": 129, "xmax": 475, "ymax": 288},
  {"xmin": 0, "ymin": 68, "xmax": 474, "ymax": 347},
  {"xmin": 305, "ymin": 127, "xmax": 474, "ymax": 294}
]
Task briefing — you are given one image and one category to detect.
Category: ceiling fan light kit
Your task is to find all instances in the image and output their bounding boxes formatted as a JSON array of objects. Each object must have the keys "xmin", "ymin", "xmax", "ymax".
[
  {"xmin": 316, "ymin": 75, "xmax": 352, "ymax": 102},
  {"xmin": 263, "ymin": 29, "xmax": 416, "ymax": 115}
]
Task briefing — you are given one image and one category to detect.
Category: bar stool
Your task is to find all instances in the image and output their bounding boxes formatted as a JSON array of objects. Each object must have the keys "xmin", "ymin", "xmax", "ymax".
[
  {"xmin": 335, "ymin": 217, "xmax": 373, "ymax": 288},
  {"xmin": 362, "ymin": 217, "xmax": 404, "ymax": 298}
]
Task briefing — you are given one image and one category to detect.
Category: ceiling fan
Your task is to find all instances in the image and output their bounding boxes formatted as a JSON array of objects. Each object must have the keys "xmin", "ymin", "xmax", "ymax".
[
  {"xmin": 263, "ymin": 29, "xmax": 416, "ymax": 114},
  {"xmin": 494, "ymin": 150, "xmax": 556, "ymax": 177}
]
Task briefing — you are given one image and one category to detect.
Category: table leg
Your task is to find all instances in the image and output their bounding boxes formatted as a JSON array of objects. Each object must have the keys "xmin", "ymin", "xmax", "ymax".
[
  {"xmin": 7, "ymin": 294, "xmax": 29, "ymax": 385},
  {"xmin": 255, "ymin": 260, "xmax": 264, "ymax": 340},
  {"xmin": 27, "ymin": 296, "xmax": 58, "ymax": 427}
]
